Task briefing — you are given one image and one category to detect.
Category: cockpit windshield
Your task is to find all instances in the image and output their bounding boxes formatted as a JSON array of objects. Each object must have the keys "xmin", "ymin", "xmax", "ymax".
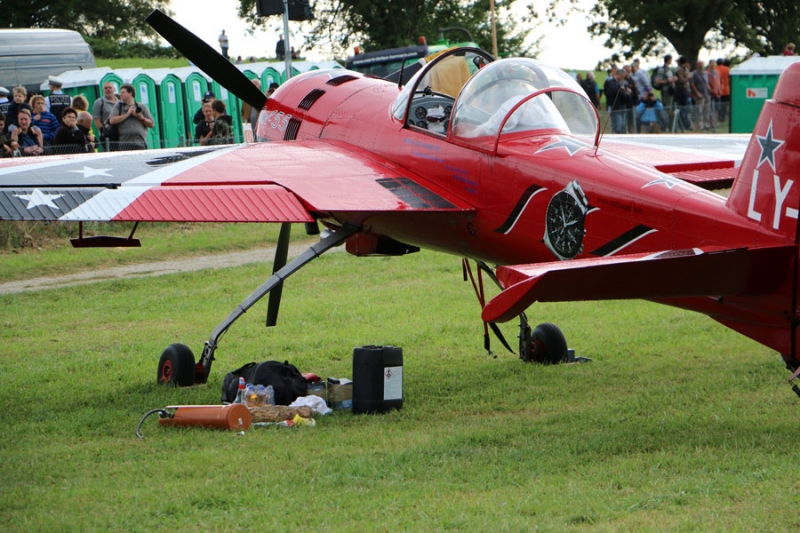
[
  {"xmin": 392, "ymin": 52, "xmax": 599, "ymax": 145},
  {"xmin": 392, "ymin": 48, "xmax": 493, "ymax": 134},
  {"xmin": 450, "ymin": 58, "xmax": 599, "ymax": 143}
]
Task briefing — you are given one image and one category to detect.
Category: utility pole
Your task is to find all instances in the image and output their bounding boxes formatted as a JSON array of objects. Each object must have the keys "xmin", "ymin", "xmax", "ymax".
[
  {"xmin": 490, "ymin": 0, "xmax": 498, "ymax": 59},
  {"xmin": 282, "ymin": 0, "xmax": 293, "ymax": 80}
]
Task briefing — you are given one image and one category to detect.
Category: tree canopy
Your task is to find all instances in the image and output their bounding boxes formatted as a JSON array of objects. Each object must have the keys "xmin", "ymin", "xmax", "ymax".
[
  {"xmin": 1, "ymin": 0, "xmax": 178, "ymax": 58},
  {"xmin": 547, "ymin": 0, "xmax": 800, "ymax": 67},
  {"xmin": 237, "ymin": 0, "xmax": 540, "ymax": 59}
]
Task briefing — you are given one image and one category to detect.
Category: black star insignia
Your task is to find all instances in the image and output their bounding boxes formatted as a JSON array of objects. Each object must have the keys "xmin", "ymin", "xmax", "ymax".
[
  {"xmin": 755, "ymin": 120, "xmax": 784, "ymax": 172},
  {"xmin": 535, "ymin": 137, "xmax": 590, "ymax": 157}
]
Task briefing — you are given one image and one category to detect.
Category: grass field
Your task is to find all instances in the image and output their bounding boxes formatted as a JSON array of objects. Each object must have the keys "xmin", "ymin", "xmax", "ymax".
[{"xmin": 1, "ymin": 224, "xmax": 799, "ymax": 531}]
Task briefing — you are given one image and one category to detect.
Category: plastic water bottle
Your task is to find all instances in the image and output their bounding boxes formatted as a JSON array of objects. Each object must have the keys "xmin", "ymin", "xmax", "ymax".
[
  {"xmin": 234, "ymin": 377, "xmax": 247, "ymax": 405},
  {"xmin": 265, "ymin": 385, "xmax": 275, "ymax": 405}
]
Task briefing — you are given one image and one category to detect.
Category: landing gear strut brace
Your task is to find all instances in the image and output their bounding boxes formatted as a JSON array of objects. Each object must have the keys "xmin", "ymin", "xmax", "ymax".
[{"xmin": 194, "ymin": 224, "xmax": 360, "ymax": 383}]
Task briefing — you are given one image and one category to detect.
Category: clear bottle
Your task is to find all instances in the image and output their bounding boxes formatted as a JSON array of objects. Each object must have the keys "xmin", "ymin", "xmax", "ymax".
[
  {"xmin": 234, "ymin": 377, "xmax": 247, "ymax": 405},
  {"xmin": 265, "ymin": 385, "xmax": 275, "ymax": 405}
]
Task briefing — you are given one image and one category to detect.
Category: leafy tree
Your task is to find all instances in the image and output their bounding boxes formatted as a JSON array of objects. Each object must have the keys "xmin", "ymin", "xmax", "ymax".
[
  {"xmin": 547, "ymin": 0, "xmax": 800, "ymax": 67},
  {"xmin": 547, "ymin": 0, "xmax": 734, "ymax": 67},
  {"xmin": 728, "ymin": 0, "xmax": 800, "ymax": 56},
  {"xmin": 1, "ymin": 0, "xmax": 176, "ymax": 58},
  {"xmin": 237, "ymin": 0, "xmax": 540, "ymax": 59}
]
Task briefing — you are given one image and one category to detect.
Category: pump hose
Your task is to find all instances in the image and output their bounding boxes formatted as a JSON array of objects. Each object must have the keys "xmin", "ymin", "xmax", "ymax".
[{"xmin": 135, "ymin": 409, "xmax": 172, "ymax": 440}]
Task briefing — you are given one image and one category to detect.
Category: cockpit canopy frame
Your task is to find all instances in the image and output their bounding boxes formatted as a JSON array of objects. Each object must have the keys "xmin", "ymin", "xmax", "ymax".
[{"xmin": 392, "ymin": 49, "xmax": 600, "ymax": 154}]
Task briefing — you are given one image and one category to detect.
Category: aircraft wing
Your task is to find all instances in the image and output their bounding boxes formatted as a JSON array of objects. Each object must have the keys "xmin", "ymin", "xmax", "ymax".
[
  {"xmin": 0, "ymin": 141, "xmax": 475, "ymax": 223},
  {"xmin": 602, "ymin": 134, "xmax": 751, "ymax": 189},
  {"xmin": 482, "ymin": 245, "xmax": 796, "ymax": 323}
]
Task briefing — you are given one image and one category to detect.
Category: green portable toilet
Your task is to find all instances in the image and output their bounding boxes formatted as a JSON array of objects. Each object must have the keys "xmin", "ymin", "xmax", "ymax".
[
  {"xmin": 730, "ymin": 55, "xmax": 800, "ymax": 133},
  {"xmin": 210, "ymin": 80, "xmax": 243, "ymax": 142},
  {"xmin": 99, "ymin": 71, "xmax": 124, "ymax": 97},
  {"xmin": 130, "ymin": 72, "xmax": 161, "ymax": 149},
  {"xmin": 276, "ymin": 62, "xmax": 301, "ymax": 83},
  {"xmin": 147, "ymin": 68, "xmax": 187, "ymax": 148},
  {"xmin": 261, "ymin": 66, "xmax": 282, "ymax": 90},
  {"xmin": 173, "ymin": 67, "xmax": 211, "ymax": 143},
  {"xmin": 236, "ymin": 62, "xmax": 264, "ymax": 82},
  {"xmin": 307, "ymin": 61, "xmax": 343, "ymax": 73}
]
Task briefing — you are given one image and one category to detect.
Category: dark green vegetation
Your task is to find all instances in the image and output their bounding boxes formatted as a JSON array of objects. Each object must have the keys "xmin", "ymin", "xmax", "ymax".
[
  {"xmin": 1, "ymin": 0, "xmax": 180, "ymax": 59},
  {"xmin": 2, "ymin": 223, "xmax": 799, "ymax": 531},
  {"xmin": 548, "ymin": 0, "xmax": 800, "ymax": 67},
  {"xmin": 238, "ymin": 0, "xmax": 539, "ymax": 59}
]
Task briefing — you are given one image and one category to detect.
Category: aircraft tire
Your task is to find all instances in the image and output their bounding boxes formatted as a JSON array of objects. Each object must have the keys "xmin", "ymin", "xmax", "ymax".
[
  {"xmin": 529, "ymin": 323, "xmax": 567, "ymax": 364},
  {"xmin": 157, "ymin": 343, "xmax": 196, "ymax": 386}
]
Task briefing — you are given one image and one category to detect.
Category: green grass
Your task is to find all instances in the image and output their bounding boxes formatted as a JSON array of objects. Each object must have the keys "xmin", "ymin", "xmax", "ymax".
[
  {"xmin": 1, "ymin": 227, "xmax": 799, "ymax": 531},
  {"xmin": 0, "ymin": 222, "xmax": 312, "ymax": 283}
]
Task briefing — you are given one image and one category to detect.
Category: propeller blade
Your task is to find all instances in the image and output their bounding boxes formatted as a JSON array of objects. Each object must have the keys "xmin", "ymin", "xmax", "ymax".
[
  {"xmin": 266, "ymin": 223, "xmax": 292, "ymax": 327},
  {"xmin": 146, "ymin": 9, "xmax": 267, "ymax": 110}
]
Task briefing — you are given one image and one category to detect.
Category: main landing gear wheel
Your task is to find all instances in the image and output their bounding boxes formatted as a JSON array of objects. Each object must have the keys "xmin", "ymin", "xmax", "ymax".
[
  {"xmin": 157, "ymin": 343, "xmax": 196, "ymax": 386},
  {"xmin": 520, "ymin": 321, "xmax": 567, "ymax": 364}
]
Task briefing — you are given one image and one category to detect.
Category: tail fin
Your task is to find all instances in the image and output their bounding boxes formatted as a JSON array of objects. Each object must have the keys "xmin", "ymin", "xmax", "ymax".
[{"xmin": 727, "ymin": 62, "xmax": 800, "ymax": 242}]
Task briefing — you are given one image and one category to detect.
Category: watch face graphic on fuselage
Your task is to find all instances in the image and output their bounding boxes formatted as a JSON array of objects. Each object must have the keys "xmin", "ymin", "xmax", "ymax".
[{"xmin": 544, "ymin": 180, "xmax": 589, "ymax": 260}]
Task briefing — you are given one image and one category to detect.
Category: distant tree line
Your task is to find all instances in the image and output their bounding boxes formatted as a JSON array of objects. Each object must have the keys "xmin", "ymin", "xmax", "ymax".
[
  {"xmin": 1, "ymin": 0, "xmax": 181, "ymax": 59},
  {"xmin": 547, "ymin": 0, "xmax": 800, "ymax": 67}
]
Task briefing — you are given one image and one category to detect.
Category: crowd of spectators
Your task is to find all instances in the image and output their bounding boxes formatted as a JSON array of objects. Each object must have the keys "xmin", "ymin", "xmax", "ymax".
[
  {"xmin": 578, "ymin": 53, "xmax": 736, "ymax": 134},
  {"xmin": 0, "ymin": 73, "xmax": 282, "ymax": 157}
]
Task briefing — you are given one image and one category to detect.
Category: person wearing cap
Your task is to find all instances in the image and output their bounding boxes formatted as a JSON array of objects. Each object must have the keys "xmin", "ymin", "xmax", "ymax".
[
  {"xmin": 44, "ymin": 76, "xmax": 72, "ymax": 121},
  {"xmin": 193, "ymin": 91, "xmax": 216, "ymax": 124},
  {"xmin": 267, "ymin": 82, "xmax": 279, "ymax": 98},
  {"xmin": 0, "ymin": 87, "xmax": 10, "ymax": 118}
]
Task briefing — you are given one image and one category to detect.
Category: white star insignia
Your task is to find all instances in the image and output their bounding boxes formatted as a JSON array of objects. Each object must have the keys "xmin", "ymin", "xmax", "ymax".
[
  {"xmin": 755, "ymin": 120, "xmax": 784, "ymax": 172},
  {"xmin": 535, "ymin": 137, "xmax": 589, "ymax": 157},
  {"xmin": 14, "ymin": 189, "xmax": 64, "ymax": 210},
  {"xmin": 68, "ymin": 166, "xmax": 113, "ymax": 178},
  {"xmin": 643, "ymin": 176, "xmax": 682, "ymax": 190}
]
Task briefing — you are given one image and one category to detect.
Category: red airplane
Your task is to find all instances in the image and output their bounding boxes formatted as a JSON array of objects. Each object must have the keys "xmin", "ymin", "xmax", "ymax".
[{"xmin": 2, "ymin": 11, "xmax": 799, "ymax": 393}]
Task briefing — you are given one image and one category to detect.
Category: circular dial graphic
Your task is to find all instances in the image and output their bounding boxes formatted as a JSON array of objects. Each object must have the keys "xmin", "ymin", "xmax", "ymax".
[
  {"xmin": 545, "ymin": 190, "xmax": 586, "ymax": 259},
  {"xmin": 415, "ymin": 106, "xmax": 428, "ymax": 120}
]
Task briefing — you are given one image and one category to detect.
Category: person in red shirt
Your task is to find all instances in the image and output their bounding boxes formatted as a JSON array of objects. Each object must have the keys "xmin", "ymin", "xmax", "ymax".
[
  {"xmin": 707, "ymin": 60, "xmax": 721, "ymax": 128},
  {"xmin": 716, "ymin": 57, "xmax": 731, "ymax": 124}
]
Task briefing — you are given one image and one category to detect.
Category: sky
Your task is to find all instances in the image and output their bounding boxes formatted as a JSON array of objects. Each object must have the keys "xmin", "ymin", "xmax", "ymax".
[{"xmin": 167, "ymin": 0, "xmax": 625, "ymax": 71}]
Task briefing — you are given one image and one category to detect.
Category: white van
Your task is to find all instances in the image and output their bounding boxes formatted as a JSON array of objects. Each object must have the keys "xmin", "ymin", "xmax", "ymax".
[{"xmin": 0, "ymin": 29, "xmax": 96, "ymax": 93}]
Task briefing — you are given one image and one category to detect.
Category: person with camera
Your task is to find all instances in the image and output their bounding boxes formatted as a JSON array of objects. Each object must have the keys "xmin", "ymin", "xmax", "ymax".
[
  {"xmin": 106, "ymin": 83, "xmax": 153, "ymax": 151},
  {"xmin": 636, "ymin": 90, "xmax": 664, "ymax": 133}
]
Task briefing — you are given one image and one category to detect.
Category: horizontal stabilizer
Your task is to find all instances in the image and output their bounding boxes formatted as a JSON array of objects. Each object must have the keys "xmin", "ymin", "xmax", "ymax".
[{"xmin": 482, "ymin": 246, "xmax": 796, "ymax": 323}]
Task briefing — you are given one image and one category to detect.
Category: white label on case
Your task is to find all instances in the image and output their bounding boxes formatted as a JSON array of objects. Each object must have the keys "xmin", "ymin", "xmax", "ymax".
[{"xmin": 383, "ymin": 366, "xmax": 403, "ymax": 401}]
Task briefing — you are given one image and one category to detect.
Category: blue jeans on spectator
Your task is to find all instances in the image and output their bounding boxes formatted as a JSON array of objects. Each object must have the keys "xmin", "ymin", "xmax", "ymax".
[
  {"xmin": 674, "ymin": 88, "xmax": 692, "ymax": 130},
  {"xmin": 610, "ymin": 108, "xmax": 627, "ymax": 133}
]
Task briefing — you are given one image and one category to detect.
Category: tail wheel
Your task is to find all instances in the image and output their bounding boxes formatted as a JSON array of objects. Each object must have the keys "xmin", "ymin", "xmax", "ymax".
[
  {"xmin": 157, "ymin": 343, "xmax": 197, "ymax": 386},
  {"xmin": 521, "ymin": 322, "xmax": 567, "ymax": 364}
]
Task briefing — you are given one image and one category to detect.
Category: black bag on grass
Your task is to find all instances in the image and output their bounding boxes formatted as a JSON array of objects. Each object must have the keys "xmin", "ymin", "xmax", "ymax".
[{"xmin": 221, "ymin": 360, "xmax": 308, "ymax": 405}]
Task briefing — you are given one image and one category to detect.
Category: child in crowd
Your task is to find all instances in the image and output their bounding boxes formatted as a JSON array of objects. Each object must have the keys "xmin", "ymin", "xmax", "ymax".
[
  {"xmin": 30, "ymin": 95, "xmax": 60, "ymax": 145},
  {"xmin": 4, "ymin": 86, "xmax": 32, "ymax": 134}
]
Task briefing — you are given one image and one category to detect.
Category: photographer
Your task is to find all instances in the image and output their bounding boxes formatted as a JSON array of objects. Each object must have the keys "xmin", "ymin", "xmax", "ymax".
[
  {"xmin": 636, "ymin": 90, "xmax": 664, "ymax": 133},
  {"xmin": 106, "ymin": 83, "xmax": 153, "ymax": 151}
]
